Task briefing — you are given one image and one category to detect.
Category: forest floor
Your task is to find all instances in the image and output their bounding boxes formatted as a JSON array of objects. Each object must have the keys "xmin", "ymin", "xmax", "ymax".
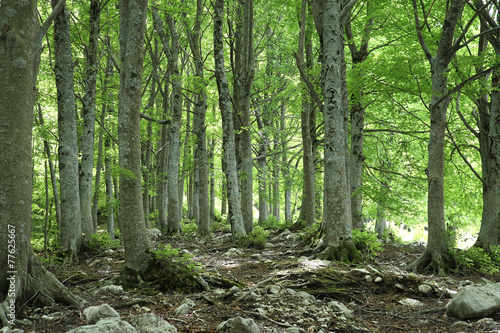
[{"xmin": 14, "ymin": 228, "xmax": 500, "ymax": 333}]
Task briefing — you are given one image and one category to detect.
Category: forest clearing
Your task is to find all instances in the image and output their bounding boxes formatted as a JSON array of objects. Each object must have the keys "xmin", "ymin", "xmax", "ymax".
[{"xmin": 1, "ymin": 0, "xmax": 500, "ymax": 332}]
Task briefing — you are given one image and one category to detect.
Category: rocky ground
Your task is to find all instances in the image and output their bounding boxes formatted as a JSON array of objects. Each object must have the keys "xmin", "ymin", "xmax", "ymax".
[{"xmin": 10, "ymin": 228, "xmax": 500, "ymax": 333}]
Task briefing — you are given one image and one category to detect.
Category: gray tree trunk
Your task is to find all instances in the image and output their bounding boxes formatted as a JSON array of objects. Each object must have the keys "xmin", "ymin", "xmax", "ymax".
[
  {"xmin": 53, "ymin": 0, "xmax": 82, "ymax": 263},
  {"xmin": 233, "ymin": 0, "xmax": 255, "ymax": 234},
  {"xmin": 0, "ymin": 0, "xmax": 78, "ymax": 321},
  {"xmin": 214, "ymin": 0, "xmax": 247, "ymax": 238},
  {"xmin": 209, "ymin": 137, "xmax": 216, "ymax": 221},
  {"xmin": 179, "ymin": 100, "xmax": 191, "ymax": 221},
  {"xmin": 406, "ymin": 0, "xmax": 465, "ymax": 275},
  {"xmin": 312, "ymin": 0, "xmax": 360, "ymax": 263},
  {"xmin": 79, "ymin": 0, "xmax": 101, "ymax": 236},
  {"xmin": 156, "ymin": 73, "xmax": 169, "ymax": 232},
  {"xmin": 118, "ymin": 0, "xmax": 151, "ymax": 277},
  {"xmin": 281, "ymin": 105, "xmax": 292, "ymax": 222},
  {"xmin": 105, "ymin": 137, "xmax": 115, "ymax": 240},
  {"xmin": 256, "ymin": 109, "xmax": 269, "ymax": 225}
]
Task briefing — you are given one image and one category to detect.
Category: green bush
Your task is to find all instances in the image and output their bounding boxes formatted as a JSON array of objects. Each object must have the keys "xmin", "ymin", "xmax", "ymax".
[
  {"xmin": 88, "ymin": 233, "xmax": 120, "ymax": 250},
  {"xmin": 260, "ymin": 216, "xmax": 292, "ymax": 230},
  {"xmin": 298, "ymin": 223, "xmax": 320, "ymax": 244},
  {"xmin": 182, "ymin": 220, "xmax": 198, "ymax": 234},
  {"xmin": 450, "ymin": 246, "xmax": 500, "ymax": 275},
  {"xmin": 237, "ymin": 225, "xmax": 269, "ymax": 249},
  {"xmin": 151, "ymin": 244, "xmax": 202, "ymax": 273},
  {"xmin": 352, "ymin": 229, "xmax": 383, "ymax": 259}
]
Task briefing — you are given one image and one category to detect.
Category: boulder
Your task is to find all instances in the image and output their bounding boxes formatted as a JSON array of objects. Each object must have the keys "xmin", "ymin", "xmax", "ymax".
[
  {"xmin": 217, "ymin": 317, "xmax": 260, "ymax": 333},
  {"xmin": 327, "ymin": 301, "xmax": 353, "ymax": 319},
  {"xmin": 146, "ymin": 228, "xmax": 162, "ymax": 242},
  {"xmin": 83, "ymin": 304, "xmax": 120, "ymax": 325},
  {"xmin": 66, "ymin": 317, "xmax": 136, "ymax": 333},
  {"xmin": 446, "ymin": 282, "xmax": 500, "ymax": 319},
  {"xmin": 129, "ymin": 313, "xmax": 177, "ymax": 333},
  {"xmin": 94, "ymin": 285, "xmax": 123, "ymax": 297}
]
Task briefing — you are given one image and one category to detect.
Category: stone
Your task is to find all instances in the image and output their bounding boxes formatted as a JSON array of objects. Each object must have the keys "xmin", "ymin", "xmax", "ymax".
[
  {"xmin": 418, "ymin": 284, "xmax": 433, "ymax": 294},
  {"xmin": 446, "ymin": 282, "xmax": 500, "ymax": 319},
  {"xmin": 223, "ymin": 248, "xmax": 243, "ymax": 256},
  {"xmin": 350, "ymin": 268, "xmax": 370, "ymax": 276},
  {"xmin": 398, "ymin": 298, "xmax": 424, "ymax": 307},
  {"xmin": 266, "ymin": 285, "xmax": 281, "ymax": 295},
  {"xmin": 66, "ymin": 317, "xmax": 137, "ymax": 333},
  {"xmin": 327, "ymin": 301, "xmax": 353, "ymax": 319},
  {"xmin": 174, "ymin": 304, "xmax": 191, "ymax": 315},
  {"xmin": 0, "ymin": 328, "xmax": 24, "ymax": 333},
  {"xmin": 104, "ymin": 249, "xmax": 114, "ymax": 255},
  {"xmin": 146, "ymin": 228, "xmax": 162, "ymax": 242},
  {"xmin": 94, "ymin": 285, "xmax": 124, "ymax": 297},
  {"xmin": 297, "ymin": 291, "xmax": 315, "ymax": 302},
  {"xmin": 83, "ymin": 304, "xmax": 120, "ymax": 325},
  {"xmin": 181, "ymin": 297, "xmax": 195, "ymax": 308},
  {"xmin": 365, "ymin": 275, "xmax": 373, "ymax": 283},
  {"xmin": 129, "ymin": 313, "xmax": 177, "ymax": 333},
  {"xmin": 375, "ymin": 277, "xmax": 383, "ymax": 283},
  {"xmin": 217, "ymin": 317, "xmax": 260, "ymax": 333}
]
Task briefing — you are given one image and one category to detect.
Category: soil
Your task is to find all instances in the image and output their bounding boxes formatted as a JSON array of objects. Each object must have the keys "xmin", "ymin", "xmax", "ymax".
[{"xmin": 13, "ymin": 230, "xmax": 500, "ymax": 333}]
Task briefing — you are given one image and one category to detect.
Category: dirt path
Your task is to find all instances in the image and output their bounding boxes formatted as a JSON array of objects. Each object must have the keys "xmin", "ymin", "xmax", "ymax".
[{"xmin": 14, "ymin": 230, "xmax": 500, "ymax": 332}]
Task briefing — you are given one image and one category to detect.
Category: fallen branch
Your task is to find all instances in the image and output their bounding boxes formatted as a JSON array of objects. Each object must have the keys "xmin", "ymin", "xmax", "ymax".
[{"xmin": 232, "ymin": 277, "xmax": 273, "ymax": 304}]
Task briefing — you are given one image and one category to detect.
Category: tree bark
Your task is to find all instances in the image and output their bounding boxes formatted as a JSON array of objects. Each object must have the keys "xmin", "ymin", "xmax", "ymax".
[
  {"xmin": 406, "ymin": 0, "xmax": 465, "ymax": 275},
  {"xmin": 312, "ymin": 0, "xmax": 360, "ymax": 263},
  {"xmin": 53, "ymin": 0, "xmax": 82, "ymax": 263},
  {"xmin": 118, "ymin": 0, "xmax": 151, "ymax": 278},
  {"xmin": 214, "ymin": 0, "xmax": 247, "ymax": 238},
  {"xmin": 1, "ymin": 1, "xmax": 78, "ymax": 322},
  {"xmin": 80, "ymin": 0, "xmax": 101, "ymax": 236}
]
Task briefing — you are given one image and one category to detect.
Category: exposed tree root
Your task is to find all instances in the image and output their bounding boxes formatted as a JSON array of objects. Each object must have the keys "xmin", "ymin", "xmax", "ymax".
[
  {"xmin": 315, "ymin": 241, "xmax": 362, "ymax": 265},
  {"xmin": 405, "ymin": 249, "xmax": 446, "ymax": 276}
]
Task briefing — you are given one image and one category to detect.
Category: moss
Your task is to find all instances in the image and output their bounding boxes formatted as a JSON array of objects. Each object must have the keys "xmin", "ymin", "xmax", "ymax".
[
  {"xmin": 140, "ymin": 257, "xmax": 203, "ymax": 293},
  {"xmin": 316, "ymin": 242, "xmax": 362, "ymax": 264}
]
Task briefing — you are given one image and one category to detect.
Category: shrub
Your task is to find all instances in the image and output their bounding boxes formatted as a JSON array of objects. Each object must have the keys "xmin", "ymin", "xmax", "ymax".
[
  {"xmin": 151, "ymin": 244, "xmax": 202, "ymax": 273},
  {"xmin": 182, "ymin": 220, "xmax": 198, "ymax": 235},
  {"xmin": 237, "ymin": 225, "xmax": 269, "ymax": 249},
  {"xmin": 88, "ymin": 233, "xmax": 120, "ymax": 251},
  {"xmin": 352, "ymin": 229, "xmax": 383, "ymax": 259},
  {"xmin": 450, "ymin": 246, "xmax": 500, "ymax": 275}
]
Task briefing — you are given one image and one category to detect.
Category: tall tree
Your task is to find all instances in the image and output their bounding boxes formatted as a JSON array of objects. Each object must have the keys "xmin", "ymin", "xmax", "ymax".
[
  {"xmin": 232, "ymin": 0, "xmax": 256, "ymax": 233},
  {"xmin": 53, "ymin": 0, "xmax": 82, "ymax": 263},
  {"xmin": 214, "ymin": 0, "xmax": 248, "ymax": 238},
  {"xmin": 406, "ymin": 0, "xmax": 466, "ymax": 275},
  {"xmin": 0, "ymin": 0, "xmax": 78, "ymax": 322},
  {"xmin": 118, "ymin": 0, "xmax": 152, "ymax": 281},
  {"xmin": 312, "ymin": 0, "xmax": 361, "ymax": 262}
]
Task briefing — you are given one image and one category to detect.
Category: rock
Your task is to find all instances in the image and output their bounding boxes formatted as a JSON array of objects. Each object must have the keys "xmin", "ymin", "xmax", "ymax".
[
  {"xmin": 217, "ymin": 317, "xmax": 260, "ymax": 333},
  {"xmin": 366, "ymin": 265, "xmax": 382, "ymax": 275},
  {"xmin": 103, "ymin": 249, "xmax": 114, "ymax": 255},
  {"xmin": 286, "ymin": 233, "xmax": 300, "ymax": 243},
  {"xmin": 398, "ymin": 298, "xmax": 424, "ymax": 307},
  {"xmin": 476, "ymin": 317, "xmax": 495, "ymax": 324},
  {"xmin": 328, "ymin": 301, "xmax": 353, "ymax": 319},
  {"xmin": 181, "ymin": 297, "xmax": 196, "ymax": 307},
  {"xmin": 83, "ymin": 304, "xmax": 120, "ymax": 325},
  {"xmin": 375, "ymin": 277, "xmax": 383, "ymax": 283},
  {"xmin": 94, "ymin": 285, "xmax": 124, "ymax": 297},
  {"xmin": 418, "ymin": 284, "xmax": 433, "ymax": 295},
  {"xmin": 66, "ymin": 317, "xmax": 137, "ymax": 333},
  {"xmin": 266, "ymin": 285, "xmax": 281, "ymax": 295},
  {"xmin": 395, "ymin": 284, "xmax": 405, "ymax": 290},
  {"xmin": 129, "ymin": 313, "xmax": 177, "ymax": 333},
  {"xmin": 365, "ymin": 275, "xmax": 373, "ymax": 283},
  {"xmin": 174, "ymin": 304, "xmax": 191, "ymax": 315},
  {"xmin": 446, "ymin": 282, "xmax": 500, "ymax": 319},
  {"xmin": 146, "ymin": 228, "xmax": 162, "ymax": 242},
  {"xmin": 350, "ymin": 268, "xmax": 370, "ymax": 276},
  {"xmin": 297, "ymin": 291, "xmax": 315, "ymax": 302},
  {"xmin": 223, "ymin": 248, "xmax": 243, "ymax": 256},
  {"xmin": 0, "ymin": 328, "xmax": 24, "ymax": 333},
  {"xmin": 229, "ymin": 286, "xmax": 241, "ymax": 293},
  {"xmin": 451, "ymin": 321, "xmax": 471, "ymax": 328}
]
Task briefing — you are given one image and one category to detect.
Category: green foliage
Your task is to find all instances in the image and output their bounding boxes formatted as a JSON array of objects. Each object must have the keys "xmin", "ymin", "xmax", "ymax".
[
  {"xmin": 450, "ymin": 246, "xmax": 500, "ymax": 275},
  {"xmin": 298, "ymin": 223, "xmax": 320, "ymax": 244},
  {"xmin": 182, "ymin": 220, "xmax": 198, "ymax": 234},
  {"xmin": 352, "ymin": 229, "xmax": 383, "ymax": 259},
  {"xmin": 210, "ymin": 219, "xmax": 231, "ymax": 232},
  {"xmin": 260, "ymin": 215, "xmax": 292, "ymax": 230},
  {"xmin": 151, "ymin": 244, "xmax": 202, "ymax": 273},
  {"xmin": 237, "ymin": 225, "xmax": 269, "ymax": 249},
  {"xmin": 88, "ymin": 233, "xmax": 120, "ymax": 251}
]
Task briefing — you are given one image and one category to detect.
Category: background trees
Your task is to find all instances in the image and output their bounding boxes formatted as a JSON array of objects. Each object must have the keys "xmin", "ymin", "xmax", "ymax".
[{"xmin": 3, "ymin": 0, "xmax": 500, "ymax": 297}]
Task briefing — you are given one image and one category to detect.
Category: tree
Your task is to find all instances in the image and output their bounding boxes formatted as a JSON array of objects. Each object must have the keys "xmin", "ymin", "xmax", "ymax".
[
  {"xmin": 53, "ymin": 0, "xmax": 83, "ymax": 263},
  {"xmin": 214, "ymin": 0, "xmax": 248, "ymax": 238},
  {"xmin": 117, "ymin": 0, "xmax": 152, "ymax": 281},
  {"xmin": 1, "ymin": 0, "xmax": 78, "ymax": 325},
  {"xmin": 312, "ymin": 0, "xmax": 361, "ymax": 262},
  {"xmin": 406, "ymin": 0, "xmax": 466, "ymax": 275}
]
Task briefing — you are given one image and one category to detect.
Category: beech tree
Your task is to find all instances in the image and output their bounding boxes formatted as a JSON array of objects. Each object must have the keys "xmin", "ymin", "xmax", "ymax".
[{"xmin": 0, "ymin": 0, "xmax": 78, "ymax": 323}]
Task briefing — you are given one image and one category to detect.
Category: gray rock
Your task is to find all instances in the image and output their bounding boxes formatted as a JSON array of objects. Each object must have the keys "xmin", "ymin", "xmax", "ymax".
[
  {"xmin": 446, "ymin": 282, "xmax": 500, "ymax": 319},
  {"xmin": 398, "ymin": 298, "xmax": 424, "ymax": 307},
  {"xmin": 297, "ymin": 291, "xmax": 315, "ymax": 302},
  {"xmin": 266, "ymin": 285, "xmax": 281, "ymax": 295},
  {"xmin": 94, "ymin": 285, "xmax": 124, "ymax": 297},
  {"xmin": 181, "ymin": 297, "xmax": 196, "ymax": 308},
  {"xmin": 174, "ymin": 304, "xmax": 191, "ymax": 315},
  {"xmin": 350, "ymin": 268, "xmax": 370, "ymax": 276},
  {"xmin": 146, "ymin": 228, "xmax": 162, "ymax": 242},
  {"xmin": 327, "ymin": 301, "xmax": 353, "ymax": 319},
  {"xmin": 0, "ymin": 327, "xmax": 24, "ymax": 333},
  {"xmin": 365, "ymin": 275, "xmax": 373, "ymax": 283},
  {"xmin": 129, "ymin": 313, "xmax": 177, "ymax": 333},
  {"xmin": 223, "ymin": 248, "xmax": 243, "ymax": 256},
  {"xmin": 217, "ymin": 317, "xmax": 260, "ymax": 333},
  {"xmin": 66, "ymin": 317, "xmax": 137, "ymax": 333},
  {"xmin": 418, "ymin": 284, "xmax": 433, "ymax": 294},
  {"xmin": 83, "ymin": 304, "xmax": 120, "ymax": 325},
  {"xmin": 374, "ymin": 277, "xmax": 383, "ymax": 283}
]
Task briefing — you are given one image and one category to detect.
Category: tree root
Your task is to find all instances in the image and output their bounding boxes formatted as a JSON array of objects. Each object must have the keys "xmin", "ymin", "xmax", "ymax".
[
  {"xmin": 316, "ymin": 241, "xmax": 362, "ymax": 264},
  {"xmin": 405, "ymin": 249, "xmax": 446, "ymax": 276}
]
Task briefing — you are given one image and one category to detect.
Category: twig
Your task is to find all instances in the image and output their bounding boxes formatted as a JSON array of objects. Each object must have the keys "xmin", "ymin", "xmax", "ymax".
[{"xmin": 232, "ymin": 277, "xmax": 273, "ymax": 304}]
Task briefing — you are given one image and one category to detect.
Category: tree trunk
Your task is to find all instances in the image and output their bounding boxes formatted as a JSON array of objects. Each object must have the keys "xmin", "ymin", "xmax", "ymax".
[
  {"xmin": 312, "ymin": 0, "xmax": 360, "ymax": 263},
  {"xmin": 105, "ymin": 137, "xmax": 115, "ymax": 239},
  {"xmin": 79, "ymin": 0, "xmax": 101, "ymax": 236},
  {"xmin": 232, "ymin": 0, "xmax": 255, "ymax": 234},
  {"xmin": 214, "ymin": 0, "xmax": 247, "ymax": 238},
  {"xmin": 179, "ymin": 100, "xmax": 191, "ymax": 221},
  {"xmin": 92, "ymin": 105, "xmax": 105, "ymax": 232},
  {"xmin": 209, "ymin": 137, "xmax": 216, "ymax": 221},
  {"xmin": 406, "ymin": 0, "xmax": 465, "ymax": 275},
  {"xmin": 53, "ymin": 0, "xmax": 82, "ymax": 264},
  {"xmin": 1, "ymin": 1, "xmax": 78, "ymax": 323},
  {"xmin": 281, "ymin": 106, "xmax": 292, "ymax": 222},
  {"xmin": 256, "ymin": 109, "xmax": 269, "ymax": 225},
  {"xmin": 118, "ymin": 0, "xmax": 151, "ymax": 279}
]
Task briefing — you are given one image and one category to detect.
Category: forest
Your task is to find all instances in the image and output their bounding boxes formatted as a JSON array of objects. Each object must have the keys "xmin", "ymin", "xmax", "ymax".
[{"xmin": 1, "ymin": 0, "xmax": 500, "ymax": 332}]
